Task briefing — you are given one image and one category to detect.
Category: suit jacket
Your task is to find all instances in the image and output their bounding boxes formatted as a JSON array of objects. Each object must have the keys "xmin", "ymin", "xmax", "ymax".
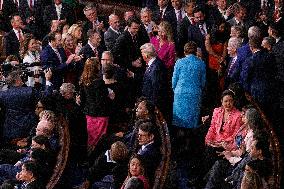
[
  {"xmin": 82, "ymin": 17, "xmax": 108, "ymax": 44},
  {"xmin": 0, "ymin": 86, "xmax": 37, "ymax": 143},
  {"xmin": 43, "ymin": 3, "xmax": 74, "ymax": 27},
  {"xmin": 227, "ymin": 17, "xmax": 251, "ymax": 31},
  {"xmin": 272, "ymin": 40, "xmax": 284, "ymax": 108},
  {"xmin": 138, "ymin": 142, "xmax": 161, "ymax": 184},
  {"xmin": 142, "ymin": 57, "xmax": 168, "ymax": 111},
  {"xmin": 0, "ymin": 0, "xmax": 18, "ymax": 32},
  {"xmin": 79, "ymin": 43, "xmax": 104, "ymax": 62},
  {"xmin": 152, "ymin": 5, "xmax": 177, "ymax": 33},
  {"xmin": 177, "ymin": 16, "xmax": 190, "ymax": 57},
  {"xmin": 40, "ymin": 45, "xmax": 68, "ymax": 89},
  {"xmin": 241, "ymin": 50, "xmax": 277, "ymax": 108},
  {"xmin": 4, "ymin": 29, "xmax": 20, "ymax": 58},
  {"xmin": 187, "ymin": 23, "xmax": 207, "ymax": 58},
  {"xmin": 104, "ymin": 27, "xmax": 121, "ymax": 51},
  {"xmin": 111, "ymin": 30, "xmax": 142, "ymax": 69}
]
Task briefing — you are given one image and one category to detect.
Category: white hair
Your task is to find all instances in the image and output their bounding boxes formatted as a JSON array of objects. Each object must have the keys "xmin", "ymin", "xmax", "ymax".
[
  {"xmin": 140, "ymin": 43, "xmax": 157, "ymax": 58},
  {"xmin": 228, "ymin": 37, "xmax": 243, "ymax": 49},
  {"xmin": 248, "ymin": 26, "xmax": 261, "ymax": 39}
]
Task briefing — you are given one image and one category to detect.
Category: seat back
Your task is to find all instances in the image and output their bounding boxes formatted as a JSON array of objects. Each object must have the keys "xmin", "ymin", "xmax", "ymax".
[
  {"xmin": 245, "ymin": 93, "xmax": 281, "ymax": 189},
  {"xmin": 153, "ymin": 108, "xmax": 171, "ymax": 189},
  {"xmin": 46, "ymin": 115, "xmax": 70, "ymax": 189}
]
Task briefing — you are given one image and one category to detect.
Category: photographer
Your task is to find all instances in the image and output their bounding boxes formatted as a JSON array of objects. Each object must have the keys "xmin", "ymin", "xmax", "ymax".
[{"xmin": 0, "ymin": 69, "xmax": 53, "ymax": 146}]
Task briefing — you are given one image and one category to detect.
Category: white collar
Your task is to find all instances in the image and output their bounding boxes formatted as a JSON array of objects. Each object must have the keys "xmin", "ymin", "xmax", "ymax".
[
  {"xmin": 13, "ymin": 28, "xmax": 21, "ymax": 33},
  {"xmin": 276, "ymin": 37, "xmax": 281, "ymax": 43},
  {"xmin": 141, "ymin": 141, "xmax": 154, "ymax": 151},
  {"xmin": 160, "ymin": 6, "xmax": 167, "ymax": 15},
  {"xmin": 88, "ymin": 40, "xmax": 96, "ymax": 51},
  {"xmin": 55, "ymin": 3, "xmax": 62, "ymax": 8},
  {"xmin": 105, "ymin": 150, "xmax": 116, "ymax": 163},
  {"xmin": 110, "ymin": 26, "xmax": 120, "ymax": 34},
  {"xmin": 174, "ymin": 7, "xmax": 184, "ymax": 14},
  {"xmin": 49, "ymin": 42, "xmax": 58, "ymax": 52},
  {"xmin": 147, "ymin": 57, "xmax": 156, "ymax": 67}
]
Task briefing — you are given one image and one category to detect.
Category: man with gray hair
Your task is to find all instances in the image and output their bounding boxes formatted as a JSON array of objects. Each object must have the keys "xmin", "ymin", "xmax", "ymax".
[
  {"xmin": 104, "ymin": 14, "xmax": 122, "ymax": 51},
  {"xmin": 140, "ymin": 43, "xmax": 169, "ymax": 119},
  {"xmin": 225, "ymin": 37, "xmax": 243, "ymax": 88},
  {"xmin": 232, "ymin": 26, "xmax": 262, "ymax": 85}
]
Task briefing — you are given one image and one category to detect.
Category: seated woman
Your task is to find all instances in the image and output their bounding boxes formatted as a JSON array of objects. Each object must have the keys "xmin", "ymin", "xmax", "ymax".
[
  {"xmin": 82, "ymin": 141, "xmax": 129, "ymax": 189},
  {"xmin": 121, "ymin": 154, "xmax": 150, "ymax": 189},
  {"xmin": 15, "ymin": 161, "xmax": 45, "ymax": 189},
  {"xmin": 204, "ymin": 107, "xmax": 265, "ymax": 188},
  {"xmin": 205, "ymin": 89, "xmax": 242, "ymax": 151}
]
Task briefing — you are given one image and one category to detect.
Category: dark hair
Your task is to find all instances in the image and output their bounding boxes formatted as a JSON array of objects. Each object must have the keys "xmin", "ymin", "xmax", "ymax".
[
  {"xmin": 103, "ymin": 64, "xmax": 115, "ymax": 79},
  {"xmin": 127, "ymin": 16, "xmax": 141, "ymax": 27},
  {"xmin": 6, "ymin": 70, "xmax": 22, "ymax": 86},
  {"xmin": 23, "ymin": 161, "xmax": 40, "ymax": 179},
  {"xmin": 128, "ymin": 154, "xmax": 146, "ymax": 176},
  {"xmin": 39, "ymin": 96, "xmax": 56, "ymax": 112},
  {"xmin": 193, "ymin": 6, "xmax": 205, "ymax": 15},
  {"xmin": 138, "ymin": 121, "xmax": 155, "ymax": 135},
  {"xmin": 247, "ymin": 159, "xmax": 272, "ymax": 178},
  {"xmin": 221, "ymin": 89, "xmax": 235, "ymax": 100},
  {"xmin": 245, "ymin": 108, "xmax": 264, "ymax": 131},
  {"xmin": 124, "ymin": 176, "xmax": 145, "ymax": 189},
  {"xmin": 269, "ymin": 23, "xmax": 281, "ymax": 37},
  {"xmin": 32, "ymin": 135, "xmax": 50, "ymax": 149},
  {"xmin": 30, "ymin": 148, "xmax": 49, "ymax": 164},
  {"xmin": 87, "ymin": 29, "xmax": 100, "ymax": 39},
  {"xmin": 47, "ymin": 32, "xmax": 60, "ymax": 42},
  {"xmin": 254, "ymin": 133, "xmax": 271, "ymax": 159},
  {"xmin": 249, "ymin": 37, "xmax": 262, "ymax": 49}
]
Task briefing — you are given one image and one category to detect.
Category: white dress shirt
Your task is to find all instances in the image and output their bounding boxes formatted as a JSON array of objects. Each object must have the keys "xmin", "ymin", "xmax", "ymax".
[
  {"xmin": 174, "ymin": 8, "xmax": 186, "ymax": 22},
  {"xmin": 55, "ymin": 3, "xmax": 62, "ymax": 20},
  {"xmin": 13, "ymin": 28, "xmax": 23, "ymax": 41}
]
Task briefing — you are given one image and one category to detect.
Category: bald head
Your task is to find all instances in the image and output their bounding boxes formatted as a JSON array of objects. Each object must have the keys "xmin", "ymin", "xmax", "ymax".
[{"xmin": 109, "ymin": 14, "xmax": 120, "ymax": 31}]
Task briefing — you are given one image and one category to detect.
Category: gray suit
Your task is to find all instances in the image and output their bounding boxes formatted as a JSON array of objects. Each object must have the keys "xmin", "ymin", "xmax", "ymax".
[{"xmin": 104, "ymin": 27, "xmax": 121, "ymax": 51}]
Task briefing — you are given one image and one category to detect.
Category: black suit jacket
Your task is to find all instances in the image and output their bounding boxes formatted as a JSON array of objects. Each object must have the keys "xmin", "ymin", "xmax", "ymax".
[
  {"xmin": 104, "ymin": 27, "xmax": 121, "ymax": 51},
  {"xmin": 177, "ymin": 16, "xmax": 190, "ymax": 57},
  {"xmin": 111, "ymin": 30, "xmax": 142, "ymax": 69},
  {"xmin": 79, "ymin": 43, "xmax": 104, "ymax": 62},
  {"xmin": 43, "ymin": 3, "xmax": 74, "ymax": 27},
  {"xmin": 0, "ymin": 0, "xmax": 18, "ymax": 32},
  {"xmin": 4, "ymin": 30, "xmax": 20, "ymax": 58},
  {"xmin": 142, "ymin": 57, "xmax": 168, "ymax": 112}
]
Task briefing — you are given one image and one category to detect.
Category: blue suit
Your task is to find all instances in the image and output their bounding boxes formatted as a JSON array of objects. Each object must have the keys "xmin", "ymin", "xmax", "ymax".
[
  {"xmin": 142, "ymin": 57, "xmax": 168, "ymax": 114},
  {"xmin": 40, "ymin": 45, "xmax": 68, "ymax": 89},
  {"xmin": 233, "ymin": 43, "xmax": 252, "ymax": 86},
  {"xmin": 172, "ymin": 54, "xmax": 206, "ymax": 128},
  {"xmin": 0, "ymin": 86, "xmax": 37, "ymax": 143}
]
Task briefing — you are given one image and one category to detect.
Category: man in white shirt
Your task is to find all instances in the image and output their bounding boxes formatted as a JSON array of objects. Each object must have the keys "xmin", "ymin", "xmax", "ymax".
[
  {"xmin": 171, "ymin": 0, "xmax": 186, "ymax": 23},
  {"xmin": 104, "ymin": 14, "xmax": 122, "ymax": 51}
]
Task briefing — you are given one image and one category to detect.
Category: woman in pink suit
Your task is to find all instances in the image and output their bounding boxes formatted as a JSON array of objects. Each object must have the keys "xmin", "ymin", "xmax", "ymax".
[
  {"xmin": 205, "ymin": 89, "xmax": 242, "ymax": 151},
  {"xmin": 150, "ymin": 21, "xmax": 176, "ymax": 70}
]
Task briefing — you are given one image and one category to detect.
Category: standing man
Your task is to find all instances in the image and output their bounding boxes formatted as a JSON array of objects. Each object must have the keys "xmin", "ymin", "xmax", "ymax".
[
  {"xmin": 40, "ymin": 32, "xmax": 76, "ymax": 89},
  {"xmin": 104, "ymin": 14, "xmax": 122, "ymax": 51},
  {"xmin": 140, "ymin": 43, "xmax": 169, "ymax": 119},
  {"xmin": 4, "ymin": 15, "xmax": 25, "ymax": 58}
]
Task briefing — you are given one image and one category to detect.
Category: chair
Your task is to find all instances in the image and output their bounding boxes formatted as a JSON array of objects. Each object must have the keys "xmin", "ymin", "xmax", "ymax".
[
  {"xmin": 245, "ymin": 93, "xmax": 281, "ymax": 189},
  {"xmin": 46, "ymin": 115, "xmax": 70, "ymax": 189},
  {"xmin": 153, "ymin": 108, "xmax": 171, "ymax": 189}
]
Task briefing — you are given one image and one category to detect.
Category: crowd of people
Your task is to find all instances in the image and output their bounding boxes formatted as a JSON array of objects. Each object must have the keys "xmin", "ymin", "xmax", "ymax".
[{"xmin": 0, "ymin": 0, "xmax": 283, "ymax": 188}]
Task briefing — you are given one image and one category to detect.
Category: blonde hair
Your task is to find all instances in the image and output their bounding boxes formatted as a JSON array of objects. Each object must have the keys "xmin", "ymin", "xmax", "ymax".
[{"xmin": 159, "ymin": 21, "xmax": 174, "ymax": 42}]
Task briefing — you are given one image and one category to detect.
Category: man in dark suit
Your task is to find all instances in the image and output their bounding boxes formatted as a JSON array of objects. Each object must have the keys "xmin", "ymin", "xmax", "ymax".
[
  {"xmin": 153, "ymin": 0, "xmax": 177, "ymax": 36},
  {"xmin": 0, "ymin": 70, "xmax": 38, "ymax": 144},
  {"xmin": 4, "ymin": 15, "xmax": 25, "ymax": 58},
  {"xmin": 43, "ymin": 0, "xmax": 74, "ymax": 30},
  {"xmin": 104, "ymin": 14, "xmax": 122, "ymax": 51},
  {"xmin": 18, "ymin": 0, "xmax": 44, "ymax": 38},
  {"xmin": 112, "ymin": 16, "xmax": 146, "ymax": 105},
  {"xmin": 79, "ymin": 29, "xmax": 105, "ymax": 62},
  {"xmin": 241, "ymin": 37, "xmax": 276, "ymax": 116},
  {"xmin": 140, "ymin": 43, "xmax": 169, "ymax": 118},
  {"xmin": 0, "ymin": 0, "xmax": 18, "ymax": 32},
  {"xmin": 40, "ymin": 32, "xmax": 75, "ymax": 89},
  {"xmin": 208, "ymin": 0, "xmax": 233, "ymax": 23},
  {"xmin": 227, "ymin": 2, "xmax": 251, "ymax": 31},
  {"xmin": 82, "ymin": 3, "xmax": 106, "ymax": 44},
  {"xmin": 137, "ymin": 121, "xmax": 161, "ymax": 185},
  {"xmin": 177, "ymin": 0, "xmax": 196, "ymax": 57}
]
